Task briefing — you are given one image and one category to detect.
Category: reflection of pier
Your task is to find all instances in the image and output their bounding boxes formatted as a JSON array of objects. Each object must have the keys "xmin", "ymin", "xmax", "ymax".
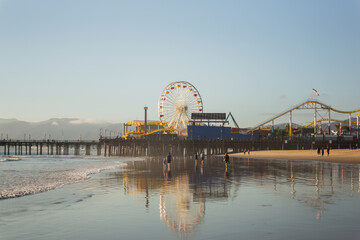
[
  {"xmin": 121, "ymin": 157, "xmax": 232, "ymax": 237},
  {"xmin": 113, "ymin": 154, "xmax": 360, "ymax": 236}
]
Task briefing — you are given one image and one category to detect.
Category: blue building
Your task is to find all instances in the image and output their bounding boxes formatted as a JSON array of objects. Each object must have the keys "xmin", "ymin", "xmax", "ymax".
[{"xmin": 187, "ymin": 126, "xmax": 258, "ymax": 140}]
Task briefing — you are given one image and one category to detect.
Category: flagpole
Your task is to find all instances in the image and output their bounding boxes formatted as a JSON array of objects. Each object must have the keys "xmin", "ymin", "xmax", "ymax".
[
  {"xmin": 314, "ymin": 103, "xmax": 317, "ymax": 134},
  {"xmin": 312, "ymin": 89, "xmax": 319, "ymax": 134}
]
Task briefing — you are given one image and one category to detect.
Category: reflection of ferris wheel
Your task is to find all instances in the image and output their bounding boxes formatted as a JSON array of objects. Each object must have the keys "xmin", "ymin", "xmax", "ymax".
[{"xmin": 158, "ymin": 81, "xmax": 203, "ymax": 133}]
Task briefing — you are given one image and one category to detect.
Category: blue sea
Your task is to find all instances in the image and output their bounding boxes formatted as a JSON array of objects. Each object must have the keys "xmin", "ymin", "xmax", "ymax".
[{"xmin": 1, "ymin": 155, "xmax": 360, "ymax": 240}]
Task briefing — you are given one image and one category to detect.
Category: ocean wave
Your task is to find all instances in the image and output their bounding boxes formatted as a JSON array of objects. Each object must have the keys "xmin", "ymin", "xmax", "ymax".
[
  {"xmin": 0, "ymin": 157, "xmax": 22, "ymax": 162},
  {"xmin": 0, "ymin": 160, "xmax": 125, "ymax": 200}
]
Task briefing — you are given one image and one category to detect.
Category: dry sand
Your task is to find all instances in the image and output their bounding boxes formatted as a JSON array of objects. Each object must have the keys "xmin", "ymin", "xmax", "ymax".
[{"xmin": 230, "ymin": 149, "xmax": 360, "ymax": 163}]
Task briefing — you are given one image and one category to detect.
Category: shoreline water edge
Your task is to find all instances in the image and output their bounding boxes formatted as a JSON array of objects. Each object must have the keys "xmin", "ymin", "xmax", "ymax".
[{"xmin": 230, "ymin": 149, "xmax": 360, "ymax": 163}]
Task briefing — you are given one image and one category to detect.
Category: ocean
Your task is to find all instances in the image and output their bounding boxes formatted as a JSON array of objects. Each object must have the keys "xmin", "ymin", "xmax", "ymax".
[
  {"xmin": 2, "ymin": 155, "xmax": 360, "ymax": 240},
  {"xmin": 0, "ymin": 155, "xmax": 127, "ymax": 199}
]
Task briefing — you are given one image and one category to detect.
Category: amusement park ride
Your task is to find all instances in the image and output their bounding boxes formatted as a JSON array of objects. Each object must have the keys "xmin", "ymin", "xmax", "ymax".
[
  {"xmin": 250, "ymin": 100, "xmax": 360, "ymax": 139},
  {"xmin": 123, "ymin": 81, "xmax": 207, "ymax": 139},
  {"xmin": 122, "ymin": 81, "xmax": 360, "ymax": 139}
]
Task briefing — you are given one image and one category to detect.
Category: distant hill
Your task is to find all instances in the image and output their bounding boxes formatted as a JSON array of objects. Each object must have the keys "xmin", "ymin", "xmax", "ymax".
[{"xmin": 0, "ymin": 118, "xmax": 123, "ymax": 140}]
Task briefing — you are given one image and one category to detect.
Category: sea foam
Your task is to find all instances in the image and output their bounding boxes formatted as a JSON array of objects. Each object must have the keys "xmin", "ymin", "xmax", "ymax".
[{"xmin": 0, "ymin": 156, "xmax": 126, "ymax": 199}]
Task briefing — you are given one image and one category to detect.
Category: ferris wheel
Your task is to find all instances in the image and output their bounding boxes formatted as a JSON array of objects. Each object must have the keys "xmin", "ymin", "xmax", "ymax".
[{"xmin": 158, "ymin": 81, "xmax": 203, "ymax": 134}]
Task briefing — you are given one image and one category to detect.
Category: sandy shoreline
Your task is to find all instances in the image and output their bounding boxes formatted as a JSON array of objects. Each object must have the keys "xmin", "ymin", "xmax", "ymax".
[{"xmin": 230, "ymin": 149, "xmax": 360, "ymax": 163}]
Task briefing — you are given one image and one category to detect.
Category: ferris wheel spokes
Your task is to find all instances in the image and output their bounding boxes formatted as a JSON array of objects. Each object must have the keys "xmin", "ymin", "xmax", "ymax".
[{"xmin": 158, "ymin": 81, "xmax": 203, "ymax": 135}]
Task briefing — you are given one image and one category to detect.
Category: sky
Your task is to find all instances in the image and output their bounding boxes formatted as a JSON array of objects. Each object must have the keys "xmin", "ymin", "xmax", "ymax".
[{"xmin": 0, "ymin": 0, "xmax": 359, "ymax": 127}]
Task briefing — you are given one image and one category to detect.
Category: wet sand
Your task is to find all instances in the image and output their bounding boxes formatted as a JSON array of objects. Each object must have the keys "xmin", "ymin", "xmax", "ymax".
[
  {"xmin": 3, "ymin": 156, "xmax": 360, "ymax": 239},
  {"xmin": 231, "ymin": 149, "xmax": 360, "ymax": 163}
]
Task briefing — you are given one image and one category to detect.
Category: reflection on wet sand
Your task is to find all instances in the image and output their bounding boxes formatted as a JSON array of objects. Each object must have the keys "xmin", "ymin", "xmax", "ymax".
[
  {"xmin": 159, "ymin": 174, "xmax": 205, "ymax": 236},
  {"xmin": 105, "ymin": 156, "xmax": 360, "ymax": 236}
]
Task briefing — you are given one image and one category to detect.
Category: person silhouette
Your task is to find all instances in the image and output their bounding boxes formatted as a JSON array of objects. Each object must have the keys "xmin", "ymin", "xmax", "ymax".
[
  {"xmin": 166, "ymin": 152, "xmax": 172, "ymax": 171},
  {"xmin": 223, "ymin": 152, "xmax": 230, "ymax": 170}
]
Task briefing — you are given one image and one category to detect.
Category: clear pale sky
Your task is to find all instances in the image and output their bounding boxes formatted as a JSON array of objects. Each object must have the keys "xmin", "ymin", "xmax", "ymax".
[{"xmin": 0, "ymin": 0, "xmax": 359, "ymax": 127}]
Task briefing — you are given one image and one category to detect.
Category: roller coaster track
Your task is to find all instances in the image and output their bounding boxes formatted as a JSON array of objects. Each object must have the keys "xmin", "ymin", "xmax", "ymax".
[
  {"xmin": 126, "ymin": 121, "xmax": 164, "ymax": 126},
  {"xmin": 250, "ymin": 100, "xmax": 360, "ymax": 132},
  {"xmin": 145, "ymin": 128, "xmax": 177, "ymax": 135},
  {"xmin": 123, "ymin": 128, "xmax": 177, "ymax": 139},
  {"xmin": 330, "ymin": 107, "xmax": 360, "ymax": 114}
]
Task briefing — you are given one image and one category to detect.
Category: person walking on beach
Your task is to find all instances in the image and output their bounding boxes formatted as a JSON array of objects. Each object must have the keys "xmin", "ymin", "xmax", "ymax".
[
  {"xmin": 200, "ymin": 152, "xmax": 205, "ymax": 161},
  {"xmin": 194, "ymin": 152, "xmax": 199, "ymax": 168},
  {"xmin": 223, "ymin": 152, "xmax": 230, "ymax": 170},
  {"xmin": 247, "ymin": 149, "xmax": 250, "ymax": 155},
  {"xmin": 166, "ymin": 152, "xmax": 172, "ymax": 171},
  {"xmin": 200, "ymin": 152, "xmax": 205, "ymax": 167},
  {"xmin": 163, "ymin": 157, "xmax": 167, "ymax": 171},
  {"xmin": 321, "ymin": 147, "xmax": 324, "ymax": 157},
  {"xmin": 243, "ymin": 149, "xmax": 246, "ymax": 155}
]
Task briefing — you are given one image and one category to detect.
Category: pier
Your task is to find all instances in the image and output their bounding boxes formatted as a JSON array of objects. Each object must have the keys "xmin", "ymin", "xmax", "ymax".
[
  {"xmin": 1, "ymin": 137, "xmax": 359, "ymax": 157},
  {"xmin": 0, "ymin": 140, "xmax": 101, "ymax": 156},
  {"xmin": 100, "ymin": 136, "xmax": 359, "ymax": 157}
]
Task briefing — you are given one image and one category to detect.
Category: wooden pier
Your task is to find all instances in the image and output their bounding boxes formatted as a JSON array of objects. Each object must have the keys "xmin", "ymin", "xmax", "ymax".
[
  {"xmin": 99, "ymin": 135, "xmax": 360, "ymax": 157},
  {"xmin": 0, "ymin": 140, "xmax": 101, "ymax": 156},
  {"xmin": 1, "ymin": 136, "xmax": 358, "ymax": 157}
]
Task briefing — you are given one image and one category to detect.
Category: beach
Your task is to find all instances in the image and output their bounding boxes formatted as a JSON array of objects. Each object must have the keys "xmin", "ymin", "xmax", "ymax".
[
  {"xmin": 2, "ymin": 155, "xmax": 360, "ymax": 239},
  {"xmin": 231, "ymin": 149, "xmax": 360, "ymax": 163}
]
